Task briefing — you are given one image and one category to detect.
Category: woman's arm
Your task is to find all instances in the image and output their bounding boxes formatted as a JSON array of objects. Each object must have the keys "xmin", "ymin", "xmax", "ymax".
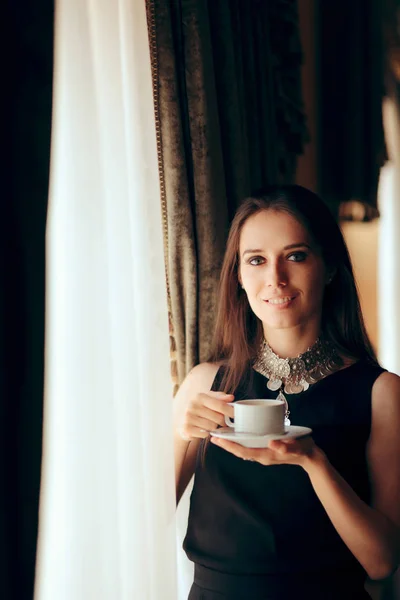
[
  {"xmin": 173, "ymin": 362, "xmax": 230, "ymax": 505},
  {"xmin": 304, "ymin": 454, "xmax": 398, "ymax": 581},
  {"xmin": 210, "ymin": 371, "xmax": 400, "ymax": 580},
  {"xmin": 305, "ymin": 371, "xmax": 400, "ymax": 580}
]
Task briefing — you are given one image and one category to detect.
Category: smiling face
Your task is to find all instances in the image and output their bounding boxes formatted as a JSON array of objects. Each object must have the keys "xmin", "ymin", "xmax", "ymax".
[{"xmin": 238, "ymin": 209, "xmax": 329, "ymax": 337}]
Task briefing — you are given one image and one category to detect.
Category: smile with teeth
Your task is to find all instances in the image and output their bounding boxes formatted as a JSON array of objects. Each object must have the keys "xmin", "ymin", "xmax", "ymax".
[{"xmin": 266, "ymin": 296, "xmax": 295, "ymax": 305}]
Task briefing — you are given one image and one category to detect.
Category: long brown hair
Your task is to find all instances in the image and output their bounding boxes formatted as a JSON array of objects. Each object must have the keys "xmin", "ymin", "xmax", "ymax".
[{"xmin": 210, "ymin": 184, "xmax": 378, "ymax": 395}]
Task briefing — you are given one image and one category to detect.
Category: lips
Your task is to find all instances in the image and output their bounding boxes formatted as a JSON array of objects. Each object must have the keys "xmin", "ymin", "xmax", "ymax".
[{"xmin": 264, "ymin": 295, "xmax": 297, "ymax": 305}]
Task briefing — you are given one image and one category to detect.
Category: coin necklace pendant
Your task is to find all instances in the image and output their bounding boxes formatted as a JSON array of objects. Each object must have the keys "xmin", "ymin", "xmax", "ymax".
[
  {"xmin": 253, "ymin": 337, "xmax": 342, "ymax": 427},
  {"xmin": 276, "ymin": 389, "xmax": 291, "ymax": 426},
  {"xmin": 266, "ymin": 377, "xmax": 290, "ymax": 425}
]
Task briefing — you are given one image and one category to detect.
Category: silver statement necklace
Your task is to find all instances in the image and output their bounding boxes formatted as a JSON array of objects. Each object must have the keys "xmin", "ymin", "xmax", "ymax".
[{"xmin": 253, "ymin": 338, "xmax": 342, "ymax": 425}]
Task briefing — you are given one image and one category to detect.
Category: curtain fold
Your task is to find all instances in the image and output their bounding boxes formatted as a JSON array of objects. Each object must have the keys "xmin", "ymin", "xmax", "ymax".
[
  {"xmin": 317, "ymin": 0, "xmax": 386, "ymax": 219},
  {"xmin": 149, "ymin": 0, "xmax": 308, "ymax": 386},
  {"xmin": 380, "ymin": 0, "xmax": 400, "ymax": 381},
  {"xmin": 379, "ymin": 100, "xmax": 400, "ymax": 376},
  {"xmin": 35, "ymin": 1, "xmax": 176, "ymax": 598},
  {"xmin": 149, "ymin": 4, "xmax": 307, "ymax": 596}
]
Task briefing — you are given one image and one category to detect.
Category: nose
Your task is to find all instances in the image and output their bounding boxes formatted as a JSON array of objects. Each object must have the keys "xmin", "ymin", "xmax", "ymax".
[{"xmin": 266, "ymin": 260, "xmax": 287, "ymax": 288}]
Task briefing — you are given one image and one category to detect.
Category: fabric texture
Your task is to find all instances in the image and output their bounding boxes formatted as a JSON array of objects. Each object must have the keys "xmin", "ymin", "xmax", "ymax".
[
  {"xmin": 183, "ymin": 361, "xmax": 384, "ymax": 598},
  {"xmin": 187, "ymin": 566, "xmax": 373, "ymax": 600},
  {"xmin": 147, "ymin": 0, "xmax": 308, "ymax": 385},
  {"xmin": 317, "ymin": 0, "xmax": 386, "ymax": 219},
  {"xmin": 35, "ymin": 1, "xmax": 177, "ymax": 599}
]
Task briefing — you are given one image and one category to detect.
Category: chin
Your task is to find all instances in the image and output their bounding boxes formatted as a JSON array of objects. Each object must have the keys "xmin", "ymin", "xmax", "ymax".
[
  {"xmin": 256, "ymin": 307, "xmax": 306, "ymax": 331},
  {"xmin": 264, "ymin": 318, "xmax": 302, "ymax": 330}
]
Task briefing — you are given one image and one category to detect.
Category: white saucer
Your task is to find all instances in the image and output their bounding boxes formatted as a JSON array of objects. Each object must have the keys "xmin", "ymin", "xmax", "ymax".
[{"xmin": 209, "ymin": 425, "xmax": 312, "ymax": 448}]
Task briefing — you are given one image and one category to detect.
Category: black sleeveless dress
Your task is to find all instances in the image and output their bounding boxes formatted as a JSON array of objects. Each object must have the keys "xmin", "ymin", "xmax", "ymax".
[{"xmin": 183, "ymin": 360, "xmax": 385, "ymax": 600}]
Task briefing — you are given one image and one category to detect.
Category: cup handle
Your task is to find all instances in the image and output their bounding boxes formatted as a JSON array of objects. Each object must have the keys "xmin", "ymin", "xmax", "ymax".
[{"xmin": 224, "ymin": 403, "xmax": 235, "ymax": 428}]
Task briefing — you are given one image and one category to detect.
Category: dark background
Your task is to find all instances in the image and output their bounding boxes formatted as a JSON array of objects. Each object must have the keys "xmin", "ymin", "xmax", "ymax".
[{"xmin": 2, "ymin": 2, "xmax": 53, "ymax": 598}]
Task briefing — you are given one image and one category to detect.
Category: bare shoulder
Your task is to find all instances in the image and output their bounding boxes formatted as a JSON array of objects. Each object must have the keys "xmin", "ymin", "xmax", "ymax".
[
  {"xmin": 181, "ymin": 361, "xmax": 223, "ymax": 394},
  {"xmin": 371, "ymin": 370, "xmax": 400, "ymax": 407},
  {"xmin": 173, "ymin": 361, "xmax": 223, "ymax": 417},
  {"xmin": 367, "ymin": 371, "xmax": 400, "ymax": 528},
  {"xmin": 369, "ymin": 370, "xmax": 400, "ymax": 437}
]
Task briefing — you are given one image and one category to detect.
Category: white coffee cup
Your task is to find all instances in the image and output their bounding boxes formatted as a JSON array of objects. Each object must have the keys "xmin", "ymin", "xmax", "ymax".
[{"xmin": 224, "ymin": 399, "xmax": 285, "ymax": 435}]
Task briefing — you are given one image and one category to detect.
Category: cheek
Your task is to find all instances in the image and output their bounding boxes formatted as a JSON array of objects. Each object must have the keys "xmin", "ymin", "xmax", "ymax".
[
  {"xmin": 302, "ymin": 268, "xmax": 327, "ymax": 305},
  {"xmin": 240, "ymin": 265, "xmax": 254, "ymax": 285},
  {"xmin": 306, "ymin": 269, "xmax": 324, "ymax": 286},
  {"xmin": 241, "ymin": 269, "xmax": 265, "ymax": 292}
]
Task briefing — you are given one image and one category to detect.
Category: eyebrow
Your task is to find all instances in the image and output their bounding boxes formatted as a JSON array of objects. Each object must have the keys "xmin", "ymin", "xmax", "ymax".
[{"xmin": 242, "ymin": 243, "xmax": 311, "ymax": 257}]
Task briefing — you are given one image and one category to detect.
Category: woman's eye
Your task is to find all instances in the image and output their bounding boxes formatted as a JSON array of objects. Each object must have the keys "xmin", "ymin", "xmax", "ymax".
[
  {"xmin": 248, "ymin": 256, "xmax": 264, "ymax": 266},
  {"xmin": 287, "ymin": 252, "xmax": 307, "ymax": 262}
]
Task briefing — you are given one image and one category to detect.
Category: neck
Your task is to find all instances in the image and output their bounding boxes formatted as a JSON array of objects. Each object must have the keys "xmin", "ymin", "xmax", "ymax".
[{"xmin": 262, "ymin": 322, "xmax": 321, "ymax": 358}]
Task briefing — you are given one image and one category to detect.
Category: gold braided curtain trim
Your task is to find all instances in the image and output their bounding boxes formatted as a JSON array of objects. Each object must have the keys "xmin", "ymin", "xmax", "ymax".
[{"xmin": 145, "ymin": 0, "xmax": 179, "ymax": 395}]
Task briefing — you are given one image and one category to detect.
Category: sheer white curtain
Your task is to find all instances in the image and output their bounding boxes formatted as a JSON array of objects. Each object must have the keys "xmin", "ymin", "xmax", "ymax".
[
  {"xmin": 34, "ymin": 1, "xmax": 177, "ymax": 599},
  {"xmin": 378, "ymin": 98, "xmax": 400, "ymax": 376}
]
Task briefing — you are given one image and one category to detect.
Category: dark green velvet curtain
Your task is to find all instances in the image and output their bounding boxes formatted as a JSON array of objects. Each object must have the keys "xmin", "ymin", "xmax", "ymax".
[
  {"xmin": 1, "ymin": 2, "xmax": 53, "ymax": 598},
  {"xmin": 148, "ymin": 0, "xmax": 308, "ymax": 386}
]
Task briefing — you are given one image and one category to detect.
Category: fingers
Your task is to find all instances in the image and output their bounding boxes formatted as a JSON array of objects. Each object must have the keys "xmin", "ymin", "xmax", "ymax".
[
  {"xmin": 189, "ymin": 415, "xmax": 221, "ymax": 433},
  {"xmin": 178, "ymin": 392, "xmax": 235, "ymax": 442},
  {"xmin": 179, "ymin": 413, "xmax": 229, "ymax": 441},
  {"xmin": 178, "ymin": 423, "xmax": 210, "ymax": 441},
  {"xmin": 268, "ymin": 439, "xmax": 293, "ymax": 453},
  {"xmin": 180, "ymin": 427, "xmax": 210, "ymax": 440},
  {"xmin": 206, "ymin": 391, "xmax": 235, "ymax": 399},
  {"xmin": 268, "ymin": 435, "xmax": 314, "ymax": 456},
  {"xmin": 200, "ymin": 393, "xmax": 235, "ymax": 417},
  {"xmin": 178, "ymin": 411, "xmax": 227, "ymax": 441},
  {"xmin": 187, "ymin": 392, "xmax": 234, "ymax": 426},
  {"xmin": 191, "ymin": 405, "xmax": 227, "ymax": 428},
  {"xmin": 210, "ymin": 435, "xmax": 316, "ymax": 466},
  {"xmin": 210, "ymin": 437, "xmax": 268, "ymax": 464}
]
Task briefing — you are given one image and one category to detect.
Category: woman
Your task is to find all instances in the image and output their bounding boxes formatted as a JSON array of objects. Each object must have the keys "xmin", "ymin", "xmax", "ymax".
[{"xmin": 173, "ymin": 185, "xmax": 400, "ymax": 600}]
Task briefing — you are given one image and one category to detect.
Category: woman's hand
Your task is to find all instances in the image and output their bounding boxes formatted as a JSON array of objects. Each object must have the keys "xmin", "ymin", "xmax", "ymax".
[
  {"xmin": 176, "ymin": 391, "xmax": 235, "ymax": 441},
  {"xmin": 210, "ymin": 434, "xmax": 325, "ymax": 471}
]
